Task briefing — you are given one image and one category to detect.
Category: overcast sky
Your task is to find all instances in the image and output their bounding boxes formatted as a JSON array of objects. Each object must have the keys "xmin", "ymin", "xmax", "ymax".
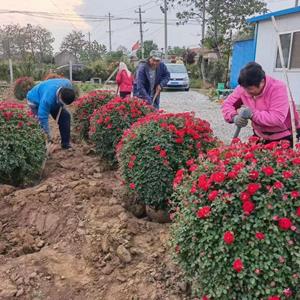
[{"xmin": 0, "ymin": 0, "xmax": 297, "ymax": 52}]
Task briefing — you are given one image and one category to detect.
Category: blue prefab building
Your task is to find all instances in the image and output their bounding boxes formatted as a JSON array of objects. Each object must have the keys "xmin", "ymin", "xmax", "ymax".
[{"xmin": 230, "ymin": 6, "xmax": 300, "ymax": 104}]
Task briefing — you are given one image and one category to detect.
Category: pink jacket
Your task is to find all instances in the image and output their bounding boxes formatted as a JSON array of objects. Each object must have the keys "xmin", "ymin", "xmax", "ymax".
[
  {"xmin": 222, "ymin": 76, "xmax": 300, "ymax": 141},
  {"xmin": 116, "ymin": 70, "xmax": 134, "ymax": 93}
]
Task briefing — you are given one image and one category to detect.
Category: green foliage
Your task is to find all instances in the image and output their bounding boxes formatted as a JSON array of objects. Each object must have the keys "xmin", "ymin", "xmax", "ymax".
[
  {"xmin": 76, "ymin": 82, "xmax": 102, "ymax": 94},
  {"xmin": 73, "ymin": 90, "xmax": 115, "ymax": 140},
  {"xmin": 189, "ymin": 79, "xmax": 203, "ymax": 89},
  {"xmin": 0, "ymin": 24, "xmax": 54, "ymax": 63},
  {"xmin": 13, "ymin": 77, "xmax": 35, "ymax": 100},
  {"xmin": 0, "ymin": 102, "xmax": 46, "ymax": 186},
  {"xmin": 187, "ymin": 64, "xmax": 201, "ymax": 80},
  {"xmin": 168, "ymin": 46, "xmax": 186, "ymax": 57},
  {"xmin": 171, "ymin": 139, "xmax": 300, "ymax": 299},
  {"xmin": 205, "ymin": 60, "xmax": 227, "ymax": 85},
  {"xmin": 117, "ymin": 113, "xmax": 218, "ymax": 210},
  {"xmin": 137, "ymin": 40, "xmax": 158, "ymax": 59},
  {"xmin": 170, "ymin": 0, "xmax": 266, "ymax": 57},
  {"xmin": 60, "ymin": 30, "xmax": 87, "ymax": 59},
  {"xmin": 90, "ymin": 97, "xmax": 155, "ymax": 166}
]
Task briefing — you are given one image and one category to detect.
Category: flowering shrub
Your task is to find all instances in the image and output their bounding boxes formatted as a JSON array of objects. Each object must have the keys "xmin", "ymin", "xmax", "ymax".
[
  {"xmin": 170, "ymin": 138, "xmax": 300, "ymax": 299},
  {"xmin": 90, "ymin": 97, "xmax": 155, "ymax": 165},
  {"xmin": 0, "ymin": 101, "xmax": 46, "ymax": 186},
  {"xmin": 117, "ymin": 112, "xmax": 217, "ymax": 210},
  {"xmin": 13, "ymin": 77, "xmax": 35, "ymax": 100},
  {"xmin": 73, "ymin": 90, "xmax": 115, "ymax": 140}
]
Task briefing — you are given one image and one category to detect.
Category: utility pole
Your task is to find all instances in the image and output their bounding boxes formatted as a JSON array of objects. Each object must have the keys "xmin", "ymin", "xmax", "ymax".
[
  {"xmin": 200, "ymin": 0, "xmax": 206, "ymax": 81},
  {"xmin": 88, "ymin": 32, "xmax": 91, "ymax": 49},
  {"xmin": 135, "ymin": 7, "xmax": 146, "ymax": 59},
  {"xmin": 201, "ymin": 0, "xmax": 206, "ymax": 46},
  {"xmin": 295, "ymin": 0, "xmax": 299, "ymax": 6},
  {"xmin": 164, "ymin": 0, "xmax": 168, "ymax": 59},
  {"xmin": 108, "ymin": 13, "xmax": 113, "ymax": 52}
]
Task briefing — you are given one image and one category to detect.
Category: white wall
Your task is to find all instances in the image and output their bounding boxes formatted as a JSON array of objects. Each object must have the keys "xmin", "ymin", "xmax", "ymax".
[{"xmin": 255, "ymin": 13, "xmax": 300, "ymax": 104}]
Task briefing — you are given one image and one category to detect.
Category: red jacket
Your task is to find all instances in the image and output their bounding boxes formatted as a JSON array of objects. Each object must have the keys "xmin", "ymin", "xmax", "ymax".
[{"xmin": 116, "ymin": 70, "xmax": 134, "ymax": 93}]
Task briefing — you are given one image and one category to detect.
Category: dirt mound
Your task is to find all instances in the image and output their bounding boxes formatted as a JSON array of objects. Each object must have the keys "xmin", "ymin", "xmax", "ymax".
[{"xmin": 0, "ymin": 138, "xmax": 189, "ymax": 299}]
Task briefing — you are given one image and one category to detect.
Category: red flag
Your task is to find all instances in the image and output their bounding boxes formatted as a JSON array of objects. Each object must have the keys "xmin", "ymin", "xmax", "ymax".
[{"xmin": 132, "ymin": 41, "xmax": 140, "ymax": 51}]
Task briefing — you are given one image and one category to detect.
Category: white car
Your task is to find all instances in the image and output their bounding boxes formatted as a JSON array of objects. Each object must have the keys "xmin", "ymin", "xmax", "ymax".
[{"xmin": 165, "ymin": 63, "xmax": 190, "ymax": 91}]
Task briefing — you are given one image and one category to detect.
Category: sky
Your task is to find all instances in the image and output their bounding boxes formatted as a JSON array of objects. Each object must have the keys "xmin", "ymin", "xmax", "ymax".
[{"xmin": 0, "ymin": 0, "xmax": 297, "ymax": 53}]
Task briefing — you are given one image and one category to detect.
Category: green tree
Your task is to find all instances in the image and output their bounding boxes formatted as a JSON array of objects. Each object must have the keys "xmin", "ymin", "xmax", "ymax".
[
  {"xmin": 60, "ymin": 30, "xmax": 87, "ymax": 60},
  {"xmin": 0, "ymin": 24, "xmax": 54, "ymax": 63},
  {"xmin": 137, "ymin": 40, "xmax": 158, "ymax": 59},
  {"xmin": 168, "ymin": 0, "xmax": 267, "ymax": 57},
  {"xmin": 168, "ymin": 46, "xmax": 186, "ymax": 57},
  {"xmin": 80, "ymin": 40, "xmax": 107, "ymax": 62}
]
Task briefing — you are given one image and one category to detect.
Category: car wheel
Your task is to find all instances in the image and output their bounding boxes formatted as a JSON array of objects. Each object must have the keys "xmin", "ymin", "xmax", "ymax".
[{"xmin": 185, "ymin": 87, "xmax": 190, "ymax": 91}]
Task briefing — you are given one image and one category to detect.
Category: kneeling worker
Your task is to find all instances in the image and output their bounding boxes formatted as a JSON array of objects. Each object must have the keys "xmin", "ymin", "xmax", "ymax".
[
  {"xmin": 27, "ymin": 78, "xmax": 76, "ymax": 150},
  {"xmin": 222, "ymin": 62, "xmax": 300, "ymax": 144}
]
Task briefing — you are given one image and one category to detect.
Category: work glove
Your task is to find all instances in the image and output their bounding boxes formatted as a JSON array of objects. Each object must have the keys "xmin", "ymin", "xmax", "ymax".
[
  {"xmin": 241, "ymin": 107, "xmax": 253, "ymax": 119},
  {"xmin": 233, "ymin": 115, "xmax": 248, "ymax": 128}
]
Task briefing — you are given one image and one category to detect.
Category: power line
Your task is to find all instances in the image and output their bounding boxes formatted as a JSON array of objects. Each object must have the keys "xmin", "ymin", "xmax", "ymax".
[{"xmin": 49, "ymin": 0, "xmax": 78, "ymax": 30}]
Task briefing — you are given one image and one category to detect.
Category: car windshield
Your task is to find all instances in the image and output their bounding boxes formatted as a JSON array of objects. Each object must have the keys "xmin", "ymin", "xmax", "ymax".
[{"xmin": 166, "ymin": 64, "xmax": 187, "ymax": 73}]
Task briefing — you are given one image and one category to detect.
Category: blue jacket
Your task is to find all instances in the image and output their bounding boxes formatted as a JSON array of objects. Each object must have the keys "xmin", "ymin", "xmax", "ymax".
[
  {"xmin": 27, "ymin": 78, "xmax": 72, "ymax": 133},
  {"xmin": 136, "ymin": 61, "xmax": 170, "ymax": 103}
]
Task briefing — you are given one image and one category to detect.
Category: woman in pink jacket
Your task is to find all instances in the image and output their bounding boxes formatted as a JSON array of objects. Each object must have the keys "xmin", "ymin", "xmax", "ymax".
[
  {"xmin": 222, "ymin": 62, "xmax": 300, "ymax": 144},
  {"xmin": 116, "ymin": 62, "xmax": 134, "ymax": 98}
]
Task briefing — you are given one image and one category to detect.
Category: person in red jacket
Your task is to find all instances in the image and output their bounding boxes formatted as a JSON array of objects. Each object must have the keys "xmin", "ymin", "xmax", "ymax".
[{"xmin": 116, "ymin": 62, "xmax": 134, "ymax": 98}]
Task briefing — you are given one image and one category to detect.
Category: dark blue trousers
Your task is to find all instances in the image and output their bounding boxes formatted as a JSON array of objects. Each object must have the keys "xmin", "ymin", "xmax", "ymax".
[{"xmin": 30, "ymin": 104, "xmax": 71, "ymax": 148}]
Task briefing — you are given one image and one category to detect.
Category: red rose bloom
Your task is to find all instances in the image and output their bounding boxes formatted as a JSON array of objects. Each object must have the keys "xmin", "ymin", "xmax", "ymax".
[
  {"xmin": 240, "ymin": 192, "xmax": 251, "ymax": 202},
  {"xmin": 255, "ymin": 232, "xmax": 265, "ymax": 240},
  {"xmin": 283, "ymin": 171, "xmax": 293, "ymax": 179},
  {"xmin": 243, "ymin": 201, "xmax": 255, "ymax": 215},
  {"xmin": 283, "ymin": 288, "xmax": 292, "ymax": 297},
  {"xmin": 278, "ymin": 218, "xmax": 292, "ymax": 230},
  {"xmin": 189, "ymin": 164, "xmax": 198, "ymax": 172},
  {"xmin": 291, "ymin": 191, "xmax": 300, "ymax": 198},
  {"xmin": 268, "ymin": 297, "xmax": 280, "ymax": 300},
  {"xmin": 233, "ymin": 259, "xmax": 244, "ymax": 272},
  {"xmin": 128, "ymin": 161, "xmax": 134, "ymax": 169},
  {"xmin": 296, "ymin": 207, "xmax": 300, "ymax": 217},
  {"xmin": 202, "ymin": 296, "xmax": 210, "ymax": 300},
  {"xmin": 190, "ymin": 185, "xmax": 197, "ymax": 194},
  {"xmin": 224, "ymin": 231, "xmax": 235, "ymax": 245},
  {"xmin": 274, "ymin": 181, "xmax": 284, "ymax": 189},
  {"xmin": 292, "ymin": 158, "xmax": 300, "ymax": 165},
  {"xmin": 249, "ymin": 170, "xmax": 259, "ymax": 180},
  {"xmin": 198, "ymin": 175, "xmax": 210, "ymax": 191},
  {"xmin": 227, "ymin": 171, "xmax": 238, "ymax": 179},
  {"xmin": 208, "ymin": 190, "xmax": 219, "ymax": 201},
  {"xmin": 210, "ymin": 172, "xmax": 226, "ymax": 184},
  {"xmin": 197, "ymin": 206, "xmax": 211, "ymax": 219},
  {"xmin": 160, "ymin": 150, "xmax": 167, "ymax": 158},
  {"xmin": 129, "ymin": 183, "xmax": 136, "ymax": 190},
  {"xmin": 247, "ymin": 183, "xmax": 261, "ymax": 195},
  {"xmin": 262, "ymin": 166, "xmax": 275, "ymax": 176}
]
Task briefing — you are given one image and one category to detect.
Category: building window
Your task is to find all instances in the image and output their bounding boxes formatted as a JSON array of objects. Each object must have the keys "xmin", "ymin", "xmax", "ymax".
[{"xmin": 276, "ymin": 31, "xmax": 300, "ymax": 69}]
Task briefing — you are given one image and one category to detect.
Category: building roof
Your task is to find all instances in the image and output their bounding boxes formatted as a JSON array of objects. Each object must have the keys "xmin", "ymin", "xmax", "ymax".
[{"xmin": 248, "ymin": 6, "xmax": 300, "ymax": 23}]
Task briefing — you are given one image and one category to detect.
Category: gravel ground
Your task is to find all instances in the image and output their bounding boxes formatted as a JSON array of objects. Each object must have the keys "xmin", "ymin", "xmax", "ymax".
[{"xmin": 160, "ymin": 90, "xmax": 253, "ymax": 145}]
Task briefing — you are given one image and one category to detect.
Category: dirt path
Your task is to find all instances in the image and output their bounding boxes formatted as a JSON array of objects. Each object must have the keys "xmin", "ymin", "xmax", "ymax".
[{"xmin": 0, "ymin": 122, "xmax": 188, "ymax": 299}]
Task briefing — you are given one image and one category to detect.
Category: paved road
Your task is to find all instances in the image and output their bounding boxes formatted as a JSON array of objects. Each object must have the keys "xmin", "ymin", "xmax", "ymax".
[{"xmin": 160, "ymin": 90, "xmax": 253, "ymax": 145}]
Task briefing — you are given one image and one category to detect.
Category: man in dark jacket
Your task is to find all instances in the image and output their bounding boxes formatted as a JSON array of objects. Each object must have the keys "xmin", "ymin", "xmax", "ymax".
[{"xmin": 136, "ymin": 51, "xmax": 170, "ymax": 109}]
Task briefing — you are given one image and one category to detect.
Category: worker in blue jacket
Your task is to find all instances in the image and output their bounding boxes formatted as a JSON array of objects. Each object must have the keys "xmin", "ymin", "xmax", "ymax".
[
  {"xmin": 27, "ymin": 78, "xmax": 76, "ymax": 150},
  {"xmin": 136, "ymin": 50, "xmax": 170, "ymax": 109}
]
